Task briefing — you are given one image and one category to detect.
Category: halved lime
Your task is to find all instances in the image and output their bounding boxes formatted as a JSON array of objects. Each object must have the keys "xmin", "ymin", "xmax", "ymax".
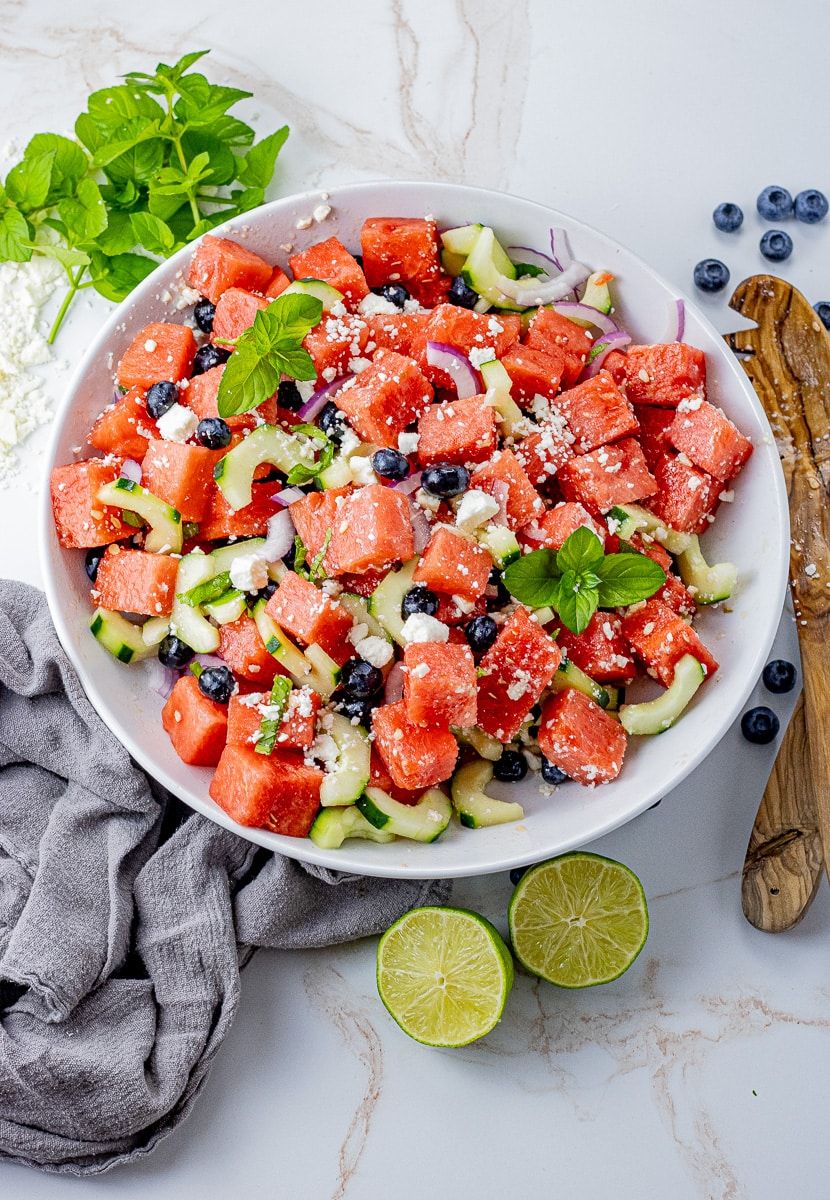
[
  {"xmin": 508, "ymin": 853, "xmax": 648, "ymax": 988},
  {"xmin": 376, "ymin": 906, "xmax": 514, "ymax": 1047}
]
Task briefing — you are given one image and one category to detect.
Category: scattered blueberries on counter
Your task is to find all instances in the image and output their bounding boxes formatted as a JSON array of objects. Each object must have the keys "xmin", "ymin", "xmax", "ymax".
[
  {"xmin": 813, "ymin": 302, "xmax": 830, "ymax": 329},
  {"xmin": 196, "ymin": 417, "xmax": 232, "ymax": 449},
  {"xmin": 493, "ymin": 750, "xmax": 528, "ymax": 783},
  {"xmin": 762, "ymin": 658, "xmax": 797, "ymax": 694},
  {"xmin": 145, "ymin": 380, "xmax": 179, "ymax": 419},
  {"xmin": 693, "ymin": 258, "xmax": 730, "ymax": 293},
  {"xmin": 401, "ymin": 585, "xmax": 440, "ymax": 618},
  {"xmin": 756, "ymin": 185, "xmax": 794, "ymax": 221},
  {"xmin": 192, "ymin": 343, "xmax": 230, "ymax": 376},
  {"xmin": 794, "ymin": 188, "xmax": 829, "ymax": 224},
  {"xmin": 197, "ymin": 665, "xmax": 235, "ymax": 704},
  {"xmin": 193, "ymin": 297, "xmax": 216, "ymax": 333},
  {"xmin": 713, "ymin": 202, "xmax": 744, "ymax": 232},
  {"xmin": 759, "ymin": 229, "xmax": 793, "ymax": 262},
  {"xmin": 371, "ymin": 448, "xmax": 410, "ymax": 480},
  {"xmin": 741, "ymin": 705, "xmax": 780, "ymax": 745}
]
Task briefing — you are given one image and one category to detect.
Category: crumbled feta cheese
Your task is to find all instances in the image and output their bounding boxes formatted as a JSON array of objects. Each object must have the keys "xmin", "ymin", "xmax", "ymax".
[
  {"xmin": 354, "ymin": 635, "xmax": 394, "ymax": 668},
  {"xmin": 295, "ymin": 379, "xmax": 317, "ymax": 402},
  {"xmin": 144, "ymin": 339, "xmax": 157, "ymax": 353},
  {"xmin": 410, "ymin": 662, "xmax": 430, "ymax": 679},
  {"xmin": 313, "ymin": 203, "xmax": 332, "ymax": 223},
  {"xmin": 310, "ymin": 731, "xmax": 340, "ymax": 771},
  {"xmin": 358, "ymin": 292, "xmax": 400, "ymax": 316},
  {"xmin": 349, "ymin": 455, "xmax": 377, "ymax": 485},
  {"xmin": 400, "ymin": 612, "xmax": 450, "ymax": 644},
  {"xmin": 347, "ymin": 622, "xmax": 370, "ymax": 646},
  {"xmin": 230, "ymin": 552, "xmax": 269, "ymax": 592},
  {"xmin": 455, "ymin": 488, "xmax": 501, "ymax": 531},
  {"xmin": 348, "ymin": 356, "xmax": 373, "ymax": 374},
  {"xmin": 468, "ymin": 346, "xmax": 497, "ymax": 370},
  {"xmin": 398, "ymin": 430, "xmax": 420, "ymax": 455},
  {"xmin": 450, "ymin": 594, "xmax": 476, "ymax": 614},
  {"xmin": 156, "ymin": 402, "xmax": 198, "ymax": 443}
]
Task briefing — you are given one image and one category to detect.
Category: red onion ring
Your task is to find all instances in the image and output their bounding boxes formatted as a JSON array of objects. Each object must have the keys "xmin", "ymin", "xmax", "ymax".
[
  {"xmin": 297, "ymin": 375, "xmax": 348, "ymax": 421},
  {"xmin": 426, "ymin": 342, "xmax": 481, "ymax": 399},
  {"xmin": 549, "ymin": 227, "xmax": 571, "ymax": 271},
  {"xmin": 507, "ymin": 244, "xmax": 561, "ymax": 274},
  {"xmin": 261, "ymin": 509, "xmax": 296, "ymax": 562},
  {"xmin": 494, "ymin": 261, "xmax": 590, "ymax": 306},
  {"xmin": 271, "ymin": 485, "xmax": 306, "ymax": 507},
  {"xmin": 384, "ymin": 661, "xmax": 406, "ymax": 704},
  {"xmin": 585, "ymin": 330, "xmax": 633, "ymax": 377},
  {"xmin": 119, "ymin": 458, "xmax": 142, "ymax": 483},
  {"xmin": 674, "ymin": 299, "xmax": 686, "ymax": 343},
  {"xmin": 408, "ymin": 501, "xmax": 432, "ymax": 553},
  {"xmin": 553, "ymin": 301, "xmax": 619, "ymax": 335},
  {"xmin": 390, "ymin": 470, "xmax": 423, "ymax": 496}
]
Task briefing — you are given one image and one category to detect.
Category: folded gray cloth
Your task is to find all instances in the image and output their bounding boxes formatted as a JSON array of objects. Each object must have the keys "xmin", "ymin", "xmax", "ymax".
[{"xmin": 0, "ymin": 580, "xmax": 449, "ymax": 1175}]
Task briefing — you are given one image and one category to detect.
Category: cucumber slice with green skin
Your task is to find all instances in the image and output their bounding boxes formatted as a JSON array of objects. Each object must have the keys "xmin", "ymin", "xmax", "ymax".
[
  {"xmin": 451, "ymin": 759, "xmax": 524, "ymax": 829},
  {"xmin": 309, "ymin": 805, "xmax": 396, "ymax": 849},
  {"xmin": 280, "ymin": 278, "xmax": 344, "ymax": 311},
  {"xmin": 578, "ymin": 271, "xmax": 613, "ymax": 315},
  {"xmin": 338, "ymin": 592, "xmax": 390, "ymax": 642},
  {"xmin": 550, "ymin": 657, "xmax": 610, "ymax": 709},
  {"xmin": 612, "ymin": 504, "xmax": 692, "ymax": 555},
  {"xmin": 203, "ymin": 588, "xmax": 247, "ymax": 625},
  {"xmin": 96, "ymin": 479, "xmax": 182, "ymax": 555},
  {"xmin": 367, "ymin": 556, "xmax": 420, "ymax": 646},
  {"xmin": 357, "ymin": 787, "xmax": 452, "ymax": 843},
  {"xmin": 606, "ymin": 505, "xmax": 641, "ymax": 542},
  {"xmin": 319, "ymin": 713, "xmax": 371, "ymax": 807},
  {"xmin": 169, "ymin": 553, "xmax": 220, "ymax": 653},
  {"xmin": 440, "ymin": 248, "xmax": 467, "ymax": 277},
  {"xmin": 451, "ymin": 725, "xmax": 504, "ymax": 762},
  {"xmin": 478, "ymin": 358, "xmax": 525, "ymax": 436},
  {"xmin": 476, "ymin": 524, "xmax": 521, "ymax": 568},
  {"xmin": 209, "ymin": 537, "xmax": 265, "ymax": 573},
  {"xmin": 213, "ymin": 425, "xmax": 317, "ymax": 512},
  {"xmin": 316, "ymin": 454, "xmax": 355, "ymax": 490},
  {"xmin": 90, "ymin": 608, "xmax": 156, "ymax": 663},
  {"xmin": 251, "ymin": 598, "xmax": 340, "ymax": 698},
  {"xmin": 141, "ymin": 614, "xmax": 170, "ymax": 647},
  {"xmin": 676, "ymin": 534, "xmax": 738, "ymax": 604},
  {"xmin": 440, "ymin": 224, "xmax": 484, "ymax": 256},
  {"xmin": 619, "ymin": 654, "xmax": 705, "ymax": 735},
  {"xmin": 460, "ymin": 226, "xmax": 524, "ymax": 311}
]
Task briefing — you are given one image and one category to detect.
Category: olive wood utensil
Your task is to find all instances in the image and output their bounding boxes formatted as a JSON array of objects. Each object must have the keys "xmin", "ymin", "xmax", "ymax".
[{"xmin": 727, "ymin": 275, "xmax": 829, "ymax": 931}]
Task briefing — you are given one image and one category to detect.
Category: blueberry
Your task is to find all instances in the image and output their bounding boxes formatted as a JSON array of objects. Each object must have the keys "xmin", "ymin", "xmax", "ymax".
[
  {"xmin": 255, "ymin": 580, "xmax": 278, "ymax": 602},
  {"xmin": 421, "ymin": 463, "xmax": 470, "ymax": 498},
  {"xmin": 813, "ymin": 302, "xmax": 830, "ymax": 330},
  {"xmin": 196, "ymin": 417, "xmax": 232, "ymax": 449},
  {"xmin": 448, "ymin": 275, "xmax": 479, "ymax": 309},
  {"xmin": 486, "ymin": 567, "xmax": 511, "ymax": 611},
  {"xmin": 493, "ymin": 749, "xmax": 528, "ymax": 782},
  {"xmin": 509, "ymin": 866, "xmax": 528, "ymax": 885},
  {"xmin": 540, "ymin": 757, "xmax": 569, "ymax": 785},
  {"xmin": 84, "ymin": 547, "xmax": 105, "ymax": 581},
  {"xmin": 401, "ymin": 586, "xmax": 440, "ymax": 618},
  {"xmin": 465, "ymin": 613, "xmax": 498, "ymax": 653},
  {"xmin": 757, "ymin": 186, "xmax": 794, "ymax": 221},
  {"xmin": 762, "ymin": 658, "xmax": 797, "ymax": 694},
  {"xmin": 381, "ymin": 283, "xmax": 410, "ymax": 308},
  {"xmin": 794, "ymin": 189, "xmax": 828, "ymax": 224},
  {"xmin": 741, "ymin": 705, "xmax": 780, "ymax": 745},
  {"xmin": 712, "ymin": 202, "xmax": 743, "ymax": 233},
  {"xmin": 192, "ymin": 344, "xmax": 231, "ymax": 376},
  {"xmin": 197, "ymin": 665, "xmax": 235, "ymax": 704},
  {"xmin": 158, "ymin": 635, "xmax": 195, "ymax": 670},
  {"xmin": 331, "ymin": 690, "xmax": 375, "ymax": 725},
  {"xmin": 277, "ymin": 380, "xmax": 305, "ymax": 412},
  {"xmin": 340, "ymin": 657, "xmax": 383, "ymax": 699},
  {"xmin": 318, "ymin": 400, "xmax": 348, "ymax": 445},
  {"xmin": 371, "ymin": 448, "xmax": 410, "ymax": 480},
  {"xmin": 693, "ymin": 259, "xmax": 730, "ymax": 293},
  {"xmin": 194, "ymin": 298, "xmax": 216, "ymax": 333},
  {"xmin": 145, "ymin": 380, "xmax": 179, "ymax": 419},
  {"xmin": 760, "ymin": 229, "xmax": 793, "ymax": 262},
  {"xmin": 281, "ymin": 540, "xmax": 298, "ymax": 570}
]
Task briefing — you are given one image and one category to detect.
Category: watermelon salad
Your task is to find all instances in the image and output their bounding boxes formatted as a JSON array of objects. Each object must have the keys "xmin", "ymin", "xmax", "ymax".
[{"xmin": 49, "ymin": 215, "xmax": 754, "ymax": 849}]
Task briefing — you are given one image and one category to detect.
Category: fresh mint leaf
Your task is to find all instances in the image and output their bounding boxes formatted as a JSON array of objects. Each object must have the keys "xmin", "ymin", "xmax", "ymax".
[
  {"xmin": 502, "ymin": 548, "xmax": 562, "ymax": 609},
  {"xmin": 125, "ymin": 50, "xmax": 211, "ymax": 94},
  {"xmin": 237, "ymin": 126, "xmax": 289, "ymax": 189},
  {"xmin": 186, "ymin": 212, "xmax": 232, "ymax": 240},
  {"xmin": 175, "ymin": 75, "xmax": 253, "ymax": 125},
  {"xmin": 0, "ymin": 209, "xmax": 33, "ymax": 261},
  {"xmin": 5, "ymin": 151, "xmax": 55, "ymax": 211},
  {"xmin": 29, "ymin": 240, "xmax": 90, "ymax": 271},
  {"xmin": 181, "ymin": 129, "xmax": 236, "ymax": 186},
  {"xmin": 88, "ymin": 249, "xmax": 157, "ymax": 302},
  {"xmin": 595, "ymin": 552, "xmax": 666, "ymax": 607},
  {"xmin": 202, "ymin": 115, "xmax": 256, "ymax": 148},
  {"xmin": 96, "ymin": 209, "xmax": 138, "ymax": 255},
  {"xmin": 85, "ymin": 86, "xmax": 165, "ymax": 134},
  {"xmin": 230, "ymin": 185, "xmax": 265, "ymax": 215},
  {"xmin": 130, "ymin": 211, "xmax": 175, "ymax": 255},
  {"xmin": 255, "ymin": 675, "xmax": 293, "ymax": 756},
  {"xmin": 556, "ymin": 525, "xmax": 604, "ymax": 575},
  {"xmin": 555, "ymin": 568, "xmax": 599, "ymax": 635},
  {"xmin": 216, "ymin": 351, "xmax": 282, "ymax": 418},
  {"xmin": 58, "ymin": 178, "xmax": 107, "ymax": 243},
  {"xmin": 25, "ymin": 134, "xmax": 88, "ymax": 198}
]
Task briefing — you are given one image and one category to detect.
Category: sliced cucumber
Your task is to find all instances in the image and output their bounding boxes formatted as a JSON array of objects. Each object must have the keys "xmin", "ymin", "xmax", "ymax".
[
  {"xmin": 280, "ymin": 278, "xmax": 344, "ymax": 311},
  {"xmin": 367, "ymin": 556, "xmax": 420, "ymax": 647},
  {"xmin": 550, "ymin": 657, "xmax": 610, "ymax": 709},
  {"xmin": 676, "ymin": 534, "xmax": 737, "ymax": 604},
  {"xmin": 338, "ymin": 592, "xmax": 390, "ymax": 642},
  {"xmin": 213, "ymin": 425, "xmax": 317, "ymax": 512},
  {"xmin": 479, "ymin": 358, "xmax": 525, "ymax": 436},
  {"xmin": 440, "ymin": 248, "xmax": 467, "ymax": 277},
  {"xmin": 309, "ymin": 805, "xmax": 396, "ymax": 849},
  {"xmin": 440, "ymin": 223, "xmax": 484, "ymax": 256},
  {"xmin": 613, "ymin": 504, "xmax": 692, "ymax": 555},
  {"xmin": 619, "ymin": 654, "xmax": 705, "ymax": 735},
  {"xmin": 169, "ymin": 553, "xmax": 220, "ymax": 653},
  {"xmin": 452, "ymin": 725, "xmax": 504, "ymax": 762},
  {"xmin": 606, "ymin": 505, "xmax": 641, "ymax": 542},
  {"xmin": 141, "ymin": 614, "xmax": 170, "ymax": 647},
  {"xmin": 460, "ymin": 225, "xmax": 523, "ymax": 311},
  {"xmin": 476, "ymin": 524, "xmax": 520, "ymax": 568},
  {"xmin": 578, "ymin": 270, "xmax": 613, "ymax": 315},
  {"xmin": 451, "ymin": 759, "xmax": 524, "ymax": 828},
  {"xmin": 96, "ymin": 478, "xmax": 182, "ymax": 555},
  {"xmin": 90, "ymin": 608, "xmax": 156, "ymax": 664},
  {"xmin": 319, "ymin": 713, "xmax": 371, "ymax": 807},
  {"xmin": 203, "ymin": 588, "xmax": 247, "ymax": 625},
  {"xmin": 316, "ymin": 454, "xmax": 355, "ymax": 489},
  {"xmin": 357, "ymin": 786, "xmax": 452, "ymax": 843},
  {"xmin": 209, "ymin": 537, "xmax": 266, "ymax": 573},
  {"xmin": 251, "ymin": 598, "xmax": 340, "ymax": 698}
]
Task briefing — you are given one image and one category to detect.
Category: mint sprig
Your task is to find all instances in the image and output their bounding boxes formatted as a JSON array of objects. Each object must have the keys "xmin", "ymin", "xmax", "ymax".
[
  {"xmin": 255, "ymin": 675, "xmax": 293, "ymax": 757},
  {"xmin": 0, "ymin": 50, "xmax": 289, "ymax": 342},
  {"xmin": 502, "ymin": 526, "xmax": 666, "ymax": 634},
  {"xmin": 215, "ymin": 293, "xmax": 323, "ymax": 417}
]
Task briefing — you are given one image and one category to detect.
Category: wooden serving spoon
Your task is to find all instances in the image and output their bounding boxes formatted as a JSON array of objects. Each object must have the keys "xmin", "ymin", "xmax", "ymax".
[{"xmin": 727, "ymin": 275, "xmax": 829, "ymax": 932}]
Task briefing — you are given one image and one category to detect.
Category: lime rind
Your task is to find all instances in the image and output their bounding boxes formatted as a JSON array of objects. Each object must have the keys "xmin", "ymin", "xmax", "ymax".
[
  {"xmin": 376, "ymin": 906, "xmax": 514, "ymax": 1047},
  {"xmin": 508, "ymin": 852, "xmax": 648, "ymax": 988}
]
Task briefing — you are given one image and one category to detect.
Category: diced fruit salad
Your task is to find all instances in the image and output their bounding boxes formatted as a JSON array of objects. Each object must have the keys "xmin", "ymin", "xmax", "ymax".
[{"xmin": 51, "ymin": 216, "xmax": 753, "ymax": 850}]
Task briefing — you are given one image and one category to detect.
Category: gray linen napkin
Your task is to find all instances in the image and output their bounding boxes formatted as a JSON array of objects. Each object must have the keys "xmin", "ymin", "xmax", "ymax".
[{"xmin": 0, "ymin": 580, "xmax": 449, "ymax": 1175}]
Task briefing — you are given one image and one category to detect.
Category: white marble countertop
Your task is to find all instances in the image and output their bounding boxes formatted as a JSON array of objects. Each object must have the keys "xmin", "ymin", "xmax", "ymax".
[{"xmin": 2, "ymin": 3, "xmax": 830, "ymax": 1197}]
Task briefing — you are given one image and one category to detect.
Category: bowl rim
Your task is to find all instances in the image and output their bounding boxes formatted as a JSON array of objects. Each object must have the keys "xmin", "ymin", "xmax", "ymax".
[{"xmin": 40, "ymin": 179, "xmax": 790, "ymax": 878}]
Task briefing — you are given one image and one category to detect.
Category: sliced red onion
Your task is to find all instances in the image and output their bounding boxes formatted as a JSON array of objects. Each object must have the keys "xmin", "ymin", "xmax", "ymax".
[
  {"xmin": 384, "ymin": 661, "xmax": 406, "ymax": 704},
  {"xmin": 426, "ymin": 341, "xmax": 481, "ymax": 399},
  {"xmin": 297, "ymin": 375, "xmax": 348, "ymax": 421},
  {"xmin": 674, "ymin": 299, "xmax": 686, "ymax": 343},
  {"xmin": 146, "ymin": 658, "xmax": 180, "ymax": 699},
  {"xmin": 491, "ymin": 480, "xmax": 510, "ymax": 527},
  {"xmin": 119, "ymin": 458, "xmax": 142, "ymax": 483},
  {"xmin": 193, "ymin": 653, "xmax": 225, "ymax": 672},
  {"xmin": 585, "ymin": 330, "xmax": 633, "ymax": 377},
  {"xmin": 271, "ymin": 485, "xmax": 306, "ymax": 507},
  {"xmin": 507, "ymin": 244, "xmax": 561, "ymax": 274},
  {"xmin": 553, "ymin": 302, "xmax": 619, "ymax": 335},
  {"xmin": 549, "ymin": 227, "xmax": 571, "ymax": 272},
  {"xmin": 391, "ymin": 470, "xmax": 423, "ymax": 496},
  {"xmin": 261, "ymin": 508, "xmax": 296, "ymax": 562},
  {"xmin": 408, "ymin": 500, "xmax": 432, "ymax": 553},
  {"xmin": 493, "ymin": 260, "xmax": 590, "ymax": 306}
]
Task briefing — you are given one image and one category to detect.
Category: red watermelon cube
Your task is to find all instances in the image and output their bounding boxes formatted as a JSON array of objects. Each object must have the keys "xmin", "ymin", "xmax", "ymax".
[
  {"xmin": 471, "ymin": 449, "xmax": 545, "ymax": 530},
  {"xmin": 50, "ymin": 458, "xmax": 132, "ymax": 549},
  {"xmin": 93, "ymin": 547, "xmax": 179, "ymax": 617},
  {"xmin": 403, "ymin": 642, "xmax": 477, "ymax": 728},
  {"xmin": 556, "ymin": 611, "xmax": 636, "ymax": 685},
  {"xmin": 621, "ymin": 598, "xmax": 719, "ymax": 686},
  {"xmin": 538, "ymin": 687, "xmax": 627, "ymax": 786},
  {"xmin": 288, "ymin": 236, "xmax": 369, "ymax": 307},
  {"xmin": 553, "ymin": 370, "xmax": 639, "ymax": 453},
  {"xmin": 645, "ymin": 454, "xmax": 719, "ymax": 534},
  {"xmin": 212, "ymin": 288, "xmax": 270, "ymax": 343},
  {"xmin": 188, "ymin": 234, "xmax": 273, "ymax": 304},
  {"xmin": 417, "ymin": 395, "xmax": 498, "ymax": 467},
  {"xmin": 556, "ymin": 438, "xmax": 657, "ymax": 513},
  {"xmin": 334, "ymin": 349, "xmax": 432, "ymax": 446},
  {"xmin": 265, "ymin": 570, "xmax": 354, "ymax": 664},
  {"xmin": 371, "ymin": 700, "xmax": 459, "ymax": 790},
  {"xmin": 477, "ymin": 607, "xmax": 562, "ymax": 741},
  {"xmin": 209, "ymin": 744, "xmax": 323, "ymax": 837},
  {"xmin": 525, "ymin": 308, "xmax": 594, "ymax": 386},
  {"xmin": 162, "ymin": 675, "xmax": 228, "ymax": 767},
  {"xmin": 605, "ymin": 343, "xmax": 707, "ymax": 407},
  {"xmin": 117, "ymin": 323, "xmax": 196, "ymax": 391},
  {"xmin": 88, "ymin": 387, "xmax": 159, "ymax": 462},
  {"xmin": 669, "ymin": 399, "xmax": 753, "ymax": 481},
  {"xmin": 413, "ymin": 525, "xmax": 492, "ymax": 603}
]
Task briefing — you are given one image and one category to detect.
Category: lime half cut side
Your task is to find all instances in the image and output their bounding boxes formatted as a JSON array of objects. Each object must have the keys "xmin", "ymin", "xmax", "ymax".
[
  {"xmin": 376, "ymin": 906, "xmax": 514, "ymax": 1047},
  {"xmin": 508, "ymin": 853, "xmax": 648, "ymax": 988}
]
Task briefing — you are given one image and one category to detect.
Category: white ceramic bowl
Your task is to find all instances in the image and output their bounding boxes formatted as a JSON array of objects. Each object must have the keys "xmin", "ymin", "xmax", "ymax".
[{"xmin": 41, "ymin": 181, "xmax": 789, "ymax": 878}]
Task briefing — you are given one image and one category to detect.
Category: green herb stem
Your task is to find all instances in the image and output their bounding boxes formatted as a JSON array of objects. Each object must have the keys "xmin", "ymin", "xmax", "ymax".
[{"xmin": 48, "ymin": 263, "xmax": 88, "ymax": 344}]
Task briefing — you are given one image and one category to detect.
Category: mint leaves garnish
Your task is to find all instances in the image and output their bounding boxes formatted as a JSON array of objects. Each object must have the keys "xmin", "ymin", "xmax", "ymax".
[
  {"xmin": 215, "ymin": 293, "xmax": 323, "ymax": 418},
  {"xmin": 502, "ymin": 526, "xmax": 666, "ymax": 634},
  {"xmin": 255, "ymin": 675, "xmax": 293, "ymax": 756},
  {"xmin": 0, "ymin": 50, "xmax": 289, "ymax": 342}
]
